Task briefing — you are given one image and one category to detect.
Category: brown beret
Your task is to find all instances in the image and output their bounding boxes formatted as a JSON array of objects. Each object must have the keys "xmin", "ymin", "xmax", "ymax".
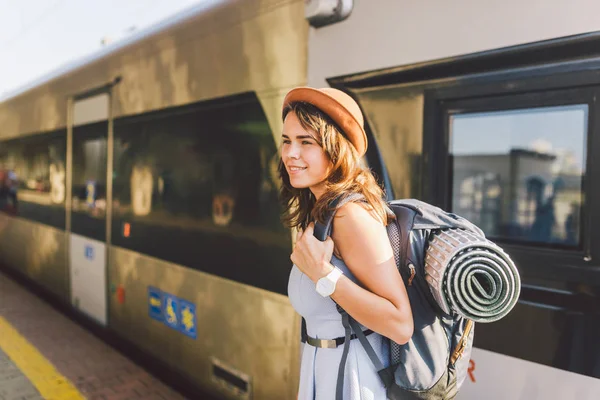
[{"xmin": 282, "ymin": 87, "xmax": 368, "ymax": 157}]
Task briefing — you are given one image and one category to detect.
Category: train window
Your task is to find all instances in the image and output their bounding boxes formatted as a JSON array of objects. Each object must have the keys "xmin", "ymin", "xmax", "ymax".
[
  {"xmin": 449, "ymin": 105, "xmax": 587, "ymax": 247},
  {"xmin": 0, "ymin": 130, "xmax": 66, "ymax": 229},
  {"xmin": 112, "ymin": 93, "xmax": 290, "ymax": 294},
  {"xmin": 71, "ymin": 122, "xmax": 108, "ymax": 241}
]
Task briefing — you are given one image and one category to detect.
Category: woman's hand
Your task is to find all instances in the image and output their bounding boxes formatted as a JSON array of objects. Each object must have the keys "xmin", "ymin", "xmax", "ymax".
[{"xmin": 291, "ymin": 223, "xmax": 334, "ymax": 283}]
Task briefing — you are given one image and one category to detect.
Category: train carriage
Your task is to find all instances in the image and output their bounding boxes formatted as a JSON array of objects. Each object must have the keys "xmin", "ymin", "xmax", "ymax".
[{"xmin": 1, "ymin": 0, "xmax": 599, "ymax": 398}]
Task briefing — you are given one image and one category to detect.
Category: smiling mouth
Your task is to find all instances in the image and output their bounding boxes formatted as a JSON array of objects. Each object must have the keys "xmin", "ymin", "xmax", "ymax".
[{"xmin": 288, "ymin": 167, "xmax": 307, "ymax": 172}]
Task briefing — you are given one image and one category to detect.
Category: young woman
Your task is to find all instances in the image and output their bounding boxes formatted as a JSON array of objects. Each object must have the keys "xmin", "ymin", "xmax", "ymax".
[{"xmin": 281, "ymin": 87, "xmax": 414, "ymax": 400}]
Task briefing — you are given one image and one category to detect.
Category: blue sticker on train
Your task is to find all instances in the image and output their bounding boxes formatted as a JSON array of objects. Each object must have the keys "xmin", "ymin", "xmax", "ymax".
[
  {"xmin": 147, "ymin": 287, "xmax": 197, "ymax": 339},
  {"xmin": 162, "ymin": 293, "xmax": 179, "ymax": 330},
  {"xmin": 148, "ymin": 287, "xmax": 163, "ymax": 321},
  {"xmin": 84, "ymin": 245, "xmax": 94, "ymax": 260},
  {"xmin": 178, "ymin": 299, "xmax": 197, "ymax": 339}
]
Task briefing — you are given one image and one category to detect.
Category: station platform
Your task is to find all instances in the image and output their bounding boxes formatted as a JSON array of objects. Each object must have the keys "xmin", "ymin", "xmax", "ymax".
[{"xmin": 0, "ymin": 270, "xmax": 194, "ymax": 400}]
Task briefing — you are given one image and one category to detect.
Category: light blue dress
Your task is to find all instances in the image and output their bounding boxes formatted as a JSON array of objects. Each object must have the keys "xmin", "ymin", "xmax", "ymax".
[{"xmin": 288, "ymin": 254, "xmax": 390, "ymax": 400}]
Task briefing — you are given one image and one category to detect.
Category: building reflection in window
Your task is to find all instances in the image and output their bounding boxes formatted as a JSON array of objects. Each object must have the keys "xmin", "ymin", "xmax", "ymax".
[{"xmin": 450, "ymin": 105, "xmax": 587, "ymax": 246}]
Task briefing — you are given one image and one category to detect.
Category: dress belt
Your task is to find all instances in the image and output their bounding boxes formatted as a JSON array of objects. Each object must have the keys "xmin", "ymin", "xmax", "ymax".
[{"xmin": 306, "ymin": 329, "xmax": 374, "ymax": 349}]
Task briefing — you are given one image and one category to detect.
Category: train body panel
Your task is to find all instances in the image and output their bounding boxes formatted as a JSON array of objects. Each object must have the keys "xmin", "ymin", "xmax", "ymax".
[
  {"xmin": 1, "ymin": 0, "xmax": 600, "ymax": 398},
  {"xmin": 108, "ymin": 245, "xmax": 298, "ymax": 400},
  {"xmin": 0, "ymin": 215, "xmax": 69, "ymax": 302},
  {"xmin": 459, "ymin": 348, "xmax": 600, "ymax": 399},
  {"xmin": 308, "ymin": 0, "xmax": 600, "ymax": 87}
]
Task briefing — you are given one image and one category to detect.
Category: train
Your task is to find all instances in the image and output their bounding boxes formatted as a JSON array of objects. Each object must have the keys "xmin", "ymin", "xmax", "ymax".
[{"xmin": 1, "ymin": 0, "xmax": 600, "ymax": 398}]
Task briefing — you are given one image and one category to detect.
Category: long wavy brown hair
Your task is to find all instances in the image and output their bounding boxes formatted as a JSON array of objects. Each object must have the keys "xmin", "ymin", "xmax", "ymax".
[{"xmin": 279, "ymin": 101, "xmax": 393, "ymax": 230}]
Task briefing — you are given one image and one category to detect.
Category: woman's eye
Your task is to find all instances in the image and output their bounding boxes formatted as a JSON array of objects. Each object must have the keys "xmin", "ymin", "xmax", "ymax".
[
  {"xmin": 282, "ymin": 139, "xmax": 291, "ymax": 144},
  {"xmin": 302, "ymin": 141, "xmax": 312, "ymax": 145}
]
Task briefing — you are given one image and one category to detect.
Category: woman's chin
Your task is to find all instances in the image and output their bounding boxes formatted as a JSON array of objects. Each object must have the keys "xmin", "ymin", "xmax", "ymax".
[{"xmin": 290, "ymin": 180, "xmax": 310, "ymax": 189}]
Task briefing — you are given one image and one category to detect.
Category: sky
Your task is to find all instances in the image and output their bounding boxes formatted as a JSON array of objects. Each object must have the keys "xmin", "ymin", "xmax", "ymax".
[
  {"xmin": 451, "ymin": 105, "xmax": 587, "ymax": 173},
  {"xmin": 0, "ymin": 0, "xmax": 205, "ymax": 97}
]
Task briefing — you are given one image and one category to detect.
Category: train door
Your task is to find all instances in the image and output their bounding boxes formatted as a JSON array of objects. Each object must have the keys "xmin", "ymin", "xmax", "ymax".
[
  {"xmin": 67, "ymin": 90, "xmax": 113, "ymax": 326},
  {"xmin": 340, "ymin": 76, "xmax": 600, "ymax": 398},
  {"xmin": 429, "ymin": 86, "xmax": 600, "ymax": 398}
]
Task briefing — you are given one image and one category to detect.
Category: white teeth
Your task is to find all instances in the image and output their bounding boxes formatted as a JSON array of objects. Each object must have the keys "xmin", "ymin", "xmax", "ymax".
[{"xmin": 289, "ymin": 167, "xmax": 306, "ymax": 171}]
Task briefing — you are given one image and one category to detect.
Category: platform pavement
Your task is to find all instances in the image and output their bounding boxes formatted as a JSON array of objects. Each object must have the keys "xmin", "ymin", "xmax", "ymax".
[
  {"xmin": 0, "ymin": 346, "xmax": 43, "ymax": 400},
  {"xmin": 0, "ymin": 270, "xmax": 191, "ymax": 400}
]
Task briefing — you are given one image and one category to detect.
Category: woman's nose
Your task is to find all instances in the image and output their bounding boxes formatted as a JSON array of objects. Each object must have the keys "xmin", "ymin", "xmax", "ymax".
[{"xmin": 285, "ymin": 143, "xmax": 300, "ymax": 160}]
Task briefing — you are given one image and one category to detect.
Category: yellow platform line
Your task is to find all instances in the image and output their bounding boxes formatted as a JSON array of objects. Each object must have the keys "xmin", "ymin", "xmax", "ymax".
[{"xmin": 0, "ymin": 316, "xmax": 85, "ymax": 400}]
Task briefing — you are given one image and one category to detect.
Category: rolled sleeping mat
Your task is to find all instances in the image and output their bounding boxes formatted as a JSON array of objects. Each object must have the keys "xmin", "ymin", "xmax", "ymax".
[{"xmin": 424, "ymin": 229, "xmax": 520, "ymax": 323}]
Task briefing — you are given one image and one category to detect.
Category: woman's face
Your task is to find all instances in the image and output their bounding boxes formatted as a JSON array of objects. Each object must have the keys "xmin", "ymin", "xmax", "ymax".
[{"xmin": 282, "ymin": 112, "xmax": 331, "ymax": 199}]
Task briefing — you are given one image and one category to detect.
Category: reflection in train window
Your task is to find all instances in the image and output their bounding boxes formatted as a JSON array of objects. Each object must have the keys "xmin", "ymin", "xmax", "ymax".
[
  {"xmin": 0, "ymin": 130, "xmax": 66, "ymax": 228},
  {"xmin": 450, "ymin": 105, "xmax": 587, "ymax": 246},
  {"xmin": 113, "ymin": 107, "xmax": 282, "ymax": 232},
  {"xmin": 112, "ymin": 94, "xmax": 290, "ymax": 294},
  {"xmin": 71, "ymin": 122, "xmax": 108, "ymax": 240}
]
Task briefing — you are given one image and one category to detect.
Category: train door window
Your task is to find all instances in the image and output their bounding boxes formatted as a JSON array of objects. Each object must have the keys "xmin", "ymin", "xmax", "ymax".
[
  {"xmin": 441, "ymin": 90, "xmax": 592, "ymax": 250},
  {"xmin": 71, "ymin": 122, "xmax": 108, "ymax": 241}
]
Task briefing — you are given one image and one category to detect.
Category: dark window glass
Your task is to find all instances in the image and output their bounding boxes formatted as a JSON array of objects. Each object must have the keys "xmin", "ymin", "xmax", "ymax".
[
  {"xmin": 0, "ymin": 130, "xmax": 66, "ymax": 229},
  {"xmin": 352, "ymin": 87, "xmax": 424, "ymax": 199},
  {"xmin": 450, "ymin": 105, "xmax": 587, "ymax": 247},
  {"xmin": 71, "ymin": 122, "xmax": 107, "ymax": 240},
  {"xmin": 112, "ymin": 93, "xmax": 290, "ymax": 294}
]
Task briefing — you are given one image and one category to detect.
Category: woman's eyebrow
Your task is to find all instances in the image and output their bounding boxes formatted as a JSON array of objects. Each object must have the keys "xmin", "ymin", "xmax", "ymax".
[{"xmin": 281, "ymin": 134, "xmax": 316, "ymax": 140}]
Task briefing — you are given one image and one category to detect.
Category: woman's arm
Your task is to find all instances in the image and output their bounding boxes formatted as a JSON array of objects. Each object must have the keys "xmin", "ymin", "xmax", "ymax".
[{"xmin": 291, "ymin": 202, "xmax": 413, "ymax": 344}]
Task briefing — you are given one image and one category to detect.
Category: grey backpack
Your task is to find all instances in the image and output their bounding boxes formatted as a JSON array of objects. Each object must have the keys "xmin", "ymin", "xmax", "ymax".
[{"xmin": 312, "ymin": 197, "xmax": 520, "ymax": 400}]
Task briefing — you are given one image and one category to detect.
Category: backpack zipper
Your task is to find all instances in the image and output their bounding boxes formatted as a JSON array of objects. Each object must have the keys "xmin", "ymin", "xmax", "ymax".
[
  {"xmin": 407, "ymin": 263, "xmax": 416, "ymax": 286},
  {"xmin": 450, "ymin": 319, "xmax": 474, "ymax": 366}
]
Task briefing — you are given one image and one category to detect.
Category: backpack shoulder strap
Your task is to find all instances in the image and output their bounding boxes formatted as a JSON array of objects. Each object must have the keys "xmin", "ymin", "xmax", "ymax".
[
  {"xmin": 387, "ymin": 202, "xmax": 417, "ymax": 269},
  {"xmin": 313, "ymin": 193, "xmax": 365, "ymax": 241},
  {"xmin": 336, "ymin": 309, "xmax": 353, "ymax": 400},
  {"xmin": 388, "ymin": 201, "xmax": 449, "ymax": 315}
]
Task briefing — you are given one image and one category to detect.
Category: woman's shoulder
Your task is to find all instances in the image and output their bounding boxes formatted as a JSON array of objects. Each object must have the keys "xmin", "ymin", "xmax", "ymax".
[
  {"xmin": 333, "ymin": 200, "xmax": 384, "ymax": 235},
  {"xmin": 330, "ymin": 198, "xmax": 391, "ymax": 261},
  {"xmin": 336, "ymin": 199, "xmax": 372, "ymax": 218}
]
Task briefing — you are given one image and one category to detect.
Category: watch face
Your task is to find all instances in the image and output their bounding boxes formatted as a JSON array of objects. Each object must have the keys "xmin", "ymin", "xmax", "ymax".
[{"xmin": 316, "ymin": 278, "xmax": 334, "ymax": 297}]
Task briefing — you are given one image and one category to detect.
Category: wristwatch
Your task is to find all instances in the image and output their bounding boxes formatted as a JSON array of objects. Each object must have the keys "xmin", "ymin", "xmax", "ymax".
[{"xmin": 315, "ymin": 266, "xmax": 343, "ymax": 297}]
